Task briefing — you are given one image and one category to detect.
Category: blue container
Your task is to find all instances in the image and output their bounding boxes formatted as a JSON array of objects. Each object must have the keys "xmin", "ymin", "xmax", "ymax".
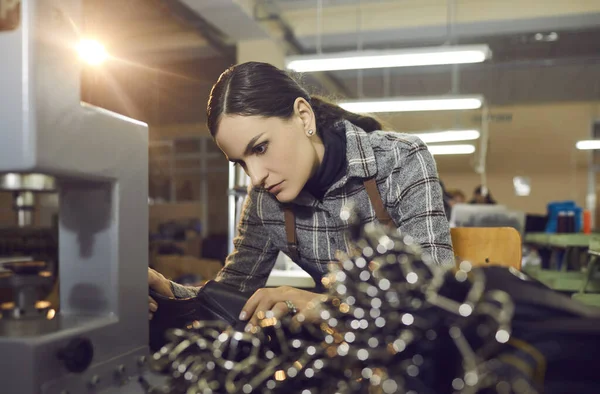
[{"xmin": 545, "ymin": 201, "xmax": 582, "ymax": 233}]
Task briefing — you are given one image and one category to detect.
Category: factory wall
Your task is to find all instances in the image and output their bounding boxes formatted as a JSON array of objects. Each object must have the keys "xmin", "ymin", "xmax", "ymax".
[{"xmin": 381, "ymin": 101, "xmax": 600, "ymax": 214}]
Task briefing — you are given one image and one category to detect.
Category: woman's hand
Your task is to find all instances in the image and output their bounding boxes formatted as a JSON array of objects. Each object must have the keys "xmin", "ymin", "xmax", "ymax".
[
  {"xmin": 148, "ymin": 267, "xmax": 175, "ymax": 320},
  {"xmin": 239, "ymin": 286, "xmax": 327, "ymax": 330}
]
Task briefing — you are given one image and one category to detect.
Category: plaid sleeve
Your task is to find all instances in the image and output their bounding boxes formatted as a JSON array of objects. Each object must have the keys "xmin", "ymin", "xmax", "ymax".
[
  {"xmin": 168, "ymin": 189, "xmax": 279, "ymax": 298},
  {"xmin": 387, "ymin": 136, "xmax": 455, "ymax": 266},
  {"xmin": 214, "ymin": 188, "xmax": 280, "ymax": 292}
]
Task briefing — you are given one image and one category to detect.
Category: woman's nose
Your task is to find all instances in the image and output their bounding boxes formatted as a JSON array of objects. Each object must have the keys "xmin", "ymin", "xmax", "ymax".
[{"xmin": 247, "ymin": 163, "xmax": 268, "ymax": 188}]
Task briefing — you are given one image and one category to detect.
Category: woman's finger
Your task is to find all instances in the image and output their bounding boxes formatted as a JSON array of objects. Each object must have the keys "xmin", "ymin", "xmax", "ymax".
[
  {"xmin": 148, "ymin": 268, "xmax": 160, "ymax": 286},
  {"xmin": 148, "ymin": 296, "xmax": 157, "ymax": 312},
  {"xmin": 269, "ymin": 302, "xmax": 290, "ymax": 321},
  {"xmin": 290, "ymin": 311, "xmax": 306, "ymax": 331},
  {"xmin": 239, "ymin": 288, "xmax": 269, "ymax": 321},
  {"xmin": 248, "ymin": 298, "xmax": 279, "ymax": 329},
  {"xmin": 148, "ymin": 268, "xmax": 175, "ymax": 298}
]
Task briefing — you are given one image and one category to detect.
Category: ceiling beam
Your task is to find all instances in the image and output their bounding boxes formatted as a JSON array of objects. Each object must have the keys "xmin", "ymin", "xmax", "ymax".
[
  {"xmin": 177, "ymin": 0, "xmax": 352, "ymax": 97},
  {"xmin": 177, "ymin": 0, "xmax": 270, "ymax": 40},
  {"xmin": 278, "ymin": 0, "xmax": 600, "ymax": 49},
  {"xmin": 162, "ymin": 0, "xmax": 237, "ymax": 60},
  {"xmin": 251, "ymin": 1, "xmax": 352, "ymax": 97},
  {"xmin": 111, "ymin": 31, "xmax": 210, "ymax": 55}
]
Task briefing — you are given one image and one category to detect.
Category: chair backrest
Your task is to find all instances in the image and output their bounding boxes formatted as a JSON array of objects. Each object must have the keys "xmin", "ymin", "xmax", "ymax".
[{"xmin": 450, "ymin": 227, "xmax": 522, "ymax": 270}]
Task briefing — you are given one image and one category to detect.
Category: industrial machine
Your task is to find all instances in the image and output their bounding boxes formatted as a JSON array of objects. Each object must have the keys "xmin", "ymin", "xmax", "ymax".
[{"xmin": 0, "ymin": 0, "xmax": 150, "ymax": 392}]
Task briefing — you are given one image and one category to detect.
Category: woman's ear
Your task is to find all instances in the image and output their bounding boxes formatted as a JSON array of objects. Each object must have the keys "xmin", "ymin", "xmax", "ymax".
[{"xmin": 293, "ymin": 97, "xmax": 315, "ymax": 133}]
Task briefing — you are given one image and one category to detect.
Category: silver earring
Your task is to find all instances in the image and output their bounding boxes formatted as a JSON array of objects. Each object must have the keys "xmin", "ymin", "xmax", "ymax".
[{"xmin": 307, "ymin": 129, "xmax": 314, "ymax": 136}]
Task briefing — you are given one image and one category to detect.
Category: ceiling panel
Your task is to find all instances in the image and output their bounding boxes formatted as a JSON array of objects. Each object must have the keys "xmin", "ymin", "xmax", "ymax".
[{"xmin": 330, "ymin": 58, "xmax": 600, "ymax": 105}]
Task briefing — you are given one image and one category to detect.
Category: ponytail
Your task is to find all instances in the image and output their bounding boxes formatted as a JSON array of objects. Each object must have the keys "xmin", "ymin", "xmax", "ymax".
[{"xmin": 310, "ymin": 96, "xmax": 383, "ymax": 134}]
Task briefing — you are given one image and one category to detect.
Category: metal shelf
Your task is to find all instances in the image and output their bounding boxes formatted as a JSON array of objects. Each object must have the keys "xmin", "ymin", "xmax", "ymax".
[
  {"xmin": 524, "ymin": 233, "xmax": 592, "ymax": 248},
  {"xmin": 149, "ymin": 136, "xmax": 228, "ymax": 237}
]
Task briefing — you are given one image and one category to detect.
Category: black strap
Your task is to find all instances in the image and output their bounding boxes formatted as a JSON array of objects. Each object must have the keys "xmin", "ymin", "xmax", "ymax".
[{"xmin": 283, "ymin": 178, "xmax": 395, "ymax": 262}]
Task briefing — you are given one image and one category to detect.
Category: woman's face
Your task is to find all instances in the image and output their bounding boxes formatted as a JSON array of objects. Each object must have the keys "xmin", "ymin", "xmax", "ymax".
[{"xmin": 214, "ymin": 98, "xmax": 323, "ymax": 203}]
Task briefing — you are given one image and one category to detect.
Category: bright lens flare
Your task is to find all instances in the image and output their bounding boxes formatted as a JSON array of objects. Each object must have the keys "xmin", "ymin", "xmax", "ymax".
[{"xmin": 77, "ymin": 39, "xmax": 108, "ymax": 66}]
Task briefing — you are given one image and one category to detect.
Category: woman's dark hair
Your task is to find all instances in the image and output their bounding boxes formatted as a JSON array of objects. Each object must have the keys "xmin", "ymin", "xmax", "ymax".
[{"xmin": 206, "ymin": 61, "xmax": 382, "ymax": 136}]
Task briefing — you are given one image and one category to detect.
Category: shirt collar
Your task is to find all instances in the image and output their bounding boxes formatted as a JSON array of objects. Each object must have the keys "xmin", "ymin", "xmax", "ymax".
[
  {"xmin": 292, "ymin": 120, "xmax": 378, "ymax": 206},
  {"xmin": 341, "ymin": 120, "xmax": 378, "ymax": 180}
]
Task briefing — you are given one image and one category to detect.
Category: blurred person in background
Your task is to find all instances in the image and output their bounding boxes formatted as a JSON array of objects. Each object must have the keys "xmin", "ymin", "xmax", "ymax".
[
  {"xmin": 440, "ymin": 183, "xmax": 467, "ymax": 219},
  {"xmin": 447, "ymin": 188, "xmax": 466, "ymax": 205},
  {"xmin": 469, "ymin": 185, "xmax": 497, "ymax": 205}
]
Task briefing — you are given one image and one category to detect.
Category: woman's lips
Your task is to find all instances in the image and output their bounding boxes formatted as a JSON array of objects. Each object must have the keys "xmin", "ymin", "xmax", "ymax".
[{"xmin": 268, "ymin": 181, "xmax": 284, "ymax": 195}]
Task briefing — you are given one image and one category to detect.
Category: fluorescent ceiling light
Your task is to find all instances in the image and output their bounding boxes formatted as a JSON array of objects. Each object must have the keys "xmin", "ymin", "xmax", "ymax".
[
  {"xmin": 413, "ymin": 129, "xmax": 480, "ymax": 143},
  {"xmin": 339, "ymin": 95, "xmax": 483, "ymax": 113},
  {"xmin": 286, "ymin": 45, "xmax": 491, "ymax": 72},
  {"xmin": 428, "ymin": 144, "xmax": 476, "ymax": 155},
  {"xmin": 576, "ymin": 140, "xmax": 600, "ymax": 150}
]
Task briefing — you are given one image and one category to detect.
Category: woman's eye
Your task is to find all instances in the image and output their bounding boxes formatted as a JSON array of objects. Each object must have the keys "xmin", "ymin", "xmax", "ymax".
[{"xmin": 253, "ymin": 143, "xmax": 268, "ymax": 155}]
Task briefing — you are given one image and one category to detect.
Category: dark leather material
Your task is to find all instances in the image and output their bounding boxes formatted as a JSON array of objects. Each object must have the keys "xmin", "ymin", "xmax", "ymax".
[
  {"xmin": 363, "ymin": 177, "xmax": 394, "ymax": 226},
  {"xmin": 284, "ymin": 205, "xmax": 300, "ymax": 262},
  {"xmin": 149, "ymin": 280, "xmax": 252, "ymax": 351},
  {"xmin": 482, "ymin": 266, "xmax": 600, "ymax": 319},
  {"xmin": 199, "ymin": 281, "xmax": 252, "ymax": 329}
]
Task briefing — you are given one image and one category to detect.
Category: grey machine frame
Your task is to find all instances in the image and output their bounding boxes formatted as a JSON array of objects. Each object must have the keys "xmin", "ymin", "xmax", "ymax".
[{"xmin": 0, "ymin": 0, "xmax": 150, "ymax": 392}]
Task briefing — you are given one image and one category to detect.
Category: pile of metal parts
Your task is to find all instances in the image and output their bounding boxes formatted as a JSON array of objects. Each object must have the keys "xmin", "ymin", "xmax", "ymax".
[{"xmin": 150, "ymin": 215, "xmax": 543, "ymax": 394}]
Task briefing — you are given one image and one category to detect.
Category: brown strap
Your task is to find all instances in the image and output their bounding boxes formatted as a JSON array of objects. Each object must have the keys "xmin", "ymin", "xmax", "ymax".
[
  {"xmin": 283, "ymin": 179, "xmax": 395, "ymax": 263},
  {"xmin": 283, "ymin": 205, "xmax": 300, "ymax": 262},
  {"xmin": 363, "ymin": 178, "xmax": 394, "ymax": 227}
]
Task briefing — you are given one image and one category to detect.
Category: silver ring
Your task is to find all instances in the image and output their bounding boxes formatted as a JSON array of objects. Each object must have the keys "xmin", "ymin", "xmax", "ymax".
[{"xmin": 284, "ymin": 300, "xmax": 298, "ymax": 315}]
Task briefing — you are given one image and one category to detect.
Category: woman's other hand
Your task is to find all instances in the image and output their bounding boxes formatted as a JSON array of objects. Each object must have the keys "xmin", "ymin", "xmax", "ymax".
[
  {"xmin": 148, "ymin": 267, "xmax": 174, "ymax": 320},
  {"xmin": 239, "ymin": 286, "xmax": 327, "ymax": 330}
]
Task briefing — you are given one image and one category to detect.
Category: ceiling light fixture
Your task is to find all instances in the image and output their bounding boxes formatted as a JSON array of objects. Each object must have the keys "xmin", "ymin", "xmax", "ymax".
[
  {"xmin": 286, "ymin": 45, "xmax": 492, "ymax": 72},
  {"xmin": 534, "ymin": 32, "xmax": 559, "ymax": 42},
  {"xmin": 576, "ymin": 140, "xmax": 600, "ymax": 150},
  {"xmin": 413, "ymin": 129, "xmax": 480, "ymax": 143},
  {"xmin": 338, "ymin": 95, "xmax": 483, "ymax": 113},
  {"xmin": 428, "ymin": 144, "xmax": 476, "ymax": 155}
]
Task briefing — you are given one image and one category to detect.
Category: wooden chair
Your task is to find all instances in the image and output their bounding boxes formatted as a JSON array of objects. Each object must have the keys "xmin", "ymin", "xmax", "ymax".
[{"xmin": 451, "ymin": 227, "xmax": 522, "ymax": 270}]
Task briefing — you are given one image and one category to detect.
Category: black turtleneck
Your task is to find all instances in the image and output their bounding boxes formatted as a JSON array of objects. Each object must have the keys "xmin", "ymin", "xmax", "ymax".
[{"xmin": 304, "ymin": 123, "xmax": 348, "ymax": 200}]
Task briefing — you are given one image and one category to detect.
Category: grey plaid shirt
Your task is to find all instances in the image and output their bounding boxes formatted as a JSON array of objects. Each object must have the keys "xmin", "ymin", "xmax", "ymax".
[{"xmin": 171, "ymin": 121, "xmax": 454, "ymax": 298}]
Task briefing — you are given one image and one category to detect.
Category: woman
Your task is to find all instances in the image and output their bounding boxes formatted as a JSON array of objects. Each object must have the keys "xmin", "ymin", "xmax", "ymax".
[{"xmin": 148, "ymin": 61, "xmax": 454, "ymax": 329}]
